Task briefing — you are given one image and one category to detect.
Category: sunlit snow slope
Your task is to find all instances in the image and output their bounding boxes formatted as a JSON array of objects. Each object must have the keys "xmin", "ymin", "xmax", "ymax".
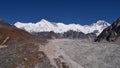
[{"xmin": 14, "ymin": 19, "xmax": 110, "ymax": 35}]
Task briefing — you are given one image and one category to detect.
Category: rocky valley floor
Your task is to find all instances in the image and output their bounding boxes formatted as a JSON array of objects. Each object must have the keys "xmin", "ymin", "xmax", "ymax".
[{"xmin": 41, "ymin": 39, "xmax": 120, "ymax": 68}]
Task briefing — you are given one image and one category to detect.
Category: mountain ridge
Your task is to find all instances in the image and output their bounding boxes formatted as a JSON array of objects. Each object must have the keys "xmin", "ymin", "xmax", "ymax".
[{"xmin": 14, "ymin": 19, "xmax": 110, "ymax": 35}]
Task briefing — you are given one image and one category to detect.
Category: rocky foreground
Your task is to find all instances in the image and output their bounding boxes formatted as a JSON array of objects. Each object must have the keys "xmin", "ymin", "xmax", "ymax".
[
  {"xmin": 43, "ymin": 39, "xmax": 120, "ymax": 68},
  {"xmin": 1, "ymin": 38, "xmax": 119, "ymax": 68}
]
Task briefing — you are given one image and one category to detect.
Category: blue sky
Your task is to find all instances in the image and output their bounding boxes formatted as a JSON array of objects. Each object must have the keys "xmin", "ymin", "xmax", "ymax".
[{"xmin": 0, "ymin": 0, "xmax": 120, "ymax": 25}]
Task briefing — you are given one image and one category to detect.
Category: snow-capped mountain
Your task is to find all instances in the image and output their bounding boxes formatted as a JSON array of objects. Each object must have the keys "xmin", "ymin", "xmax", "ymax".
[{"xmin": 14, "ymin": 19, "xmax": 110, "ymax": 35}]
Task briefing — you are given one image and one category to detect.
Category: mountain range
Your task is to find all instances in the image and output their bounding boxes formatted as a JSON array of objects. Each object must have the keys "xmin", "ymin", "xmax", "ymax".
[{"xmin": 14, "ymin": 19, "xmax": 110, "ymax": 36}]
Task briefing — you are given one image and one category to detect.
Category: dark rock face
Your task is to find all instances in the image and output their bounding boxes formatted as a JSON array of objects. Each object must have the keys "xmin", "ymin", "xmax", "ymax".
[
  {"xmin": 63, "ymin": 30, "xmax": 86, "ymax": 39},
  {"xmin": 32, "ymin": 31, "xmax": 62, "ymax": 39},
  {"xmin": 33, "ymin": 30, "xmax": 97, "ymax": 39},
  {"xmin": 95, "ymin": 17, "xmax": 120, "ymax": 42},
  {"xmin": 63, "ymin": 30, "xmax": 96, "ymax": 39}
]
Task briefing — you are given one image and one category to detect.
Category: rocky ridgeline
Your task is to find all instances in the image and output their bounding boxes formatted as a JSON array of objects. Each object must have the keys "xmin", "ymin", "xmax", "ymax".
[
  {"xmin": 95, "ymin": 17, "xmax": 120, "ymax": 42},
  {"xmin": 32, "ymin": 30, "xmax": 97, "ymax": 39},
  {"xmin": 63, "ymin": 30, "xmax": 96, "ymax": 39}
]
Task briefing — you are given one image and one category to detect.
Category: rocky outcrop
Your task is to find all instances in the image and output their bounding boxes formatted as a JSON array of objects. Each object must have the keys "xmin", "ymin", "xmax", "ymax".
[{"xmin": 95, "ymin": 17, "xmax": 120, "ymax": 42}]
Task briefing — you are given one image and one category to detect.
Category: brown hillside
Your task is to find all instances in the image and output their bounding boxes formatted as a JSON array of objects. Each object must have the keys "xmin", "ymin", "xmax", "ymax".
[
  {"xmin": 0, "ymin": 20, "xmax": 55, "ymax": 68},
  {"xmin": 0, "ymin": 20, "xmax": 33, "ymax": 45}
]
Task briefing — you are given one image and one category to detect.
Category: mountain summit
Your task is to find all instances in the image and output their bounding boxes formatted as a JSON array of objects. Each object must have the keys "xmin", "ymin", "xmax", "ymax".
[{"xmin": 14, "ymin": 19, "xmax": 110, "ymax": 35}]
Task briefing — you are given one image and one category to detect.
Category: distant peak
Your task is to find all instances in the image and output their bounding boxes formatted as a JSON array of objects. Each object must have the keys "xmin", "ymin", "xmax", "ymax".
[
  {"xmin": 95, "ymin": 20, "xmax": 110, "ymax": 26},
  {"xmin": 40, "ymin": 19, "xmax": 49, "ymax": 22},
  {"xmin": 38, "ymin": 19, "xmax": 54, "ymax": 26},
  {"xmin": 97, "ymin": 20, "xmax": 106, "ymax": 22},
  {"xmin": 96, "ymin": 20, "xmax": 107, "ymax": 23}
]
